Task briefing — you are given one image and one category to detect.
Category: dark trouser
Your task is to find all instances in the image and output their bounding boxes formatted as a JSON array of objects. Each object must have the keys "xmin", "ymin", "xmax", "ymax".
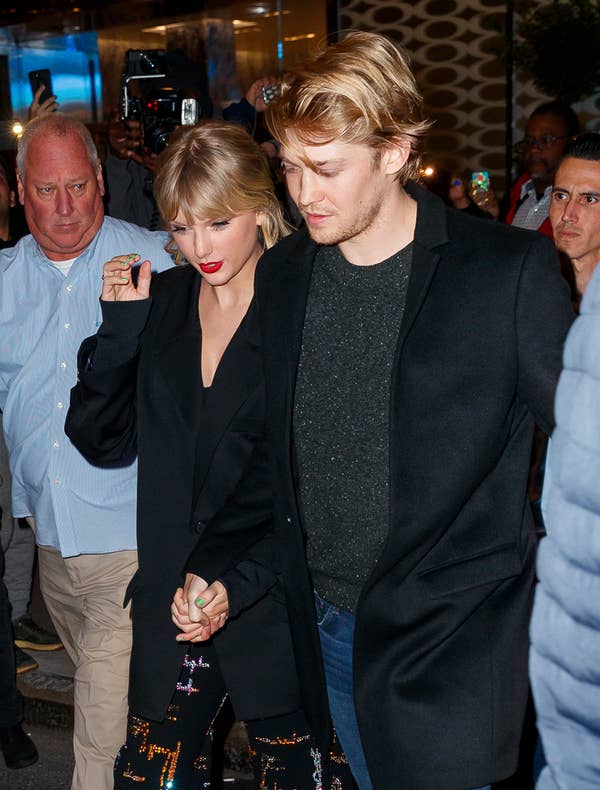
[
  {"xmin": 0, "ymin": 543, "xmax": 23, "ymax": 727},
  {"xmin": 114, "ymin": 642, "xmax": 354, "ymax": 789}
]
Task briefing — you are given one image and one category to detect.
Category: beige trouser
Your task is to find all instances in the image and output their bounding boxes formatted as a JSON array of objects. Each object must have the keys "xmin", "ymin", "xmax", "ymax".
[{"xmin": 38, "ymin": 546, "xmax": 137, "ymax": 790}]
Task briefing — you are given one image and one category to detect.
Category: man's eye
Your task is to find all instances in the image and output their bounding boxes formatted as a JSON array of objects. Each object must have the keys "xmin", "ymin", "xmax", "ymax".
[
  {"xmin": 72, "ymin": 183, "xmax": 85, "ymax": 192},
  {"xmin": 552, "ymin": 192, "xmax": 567, "ymax": 201},
  {"xmin": 585, "ymin": 195, "xmax": 598, "ymax": 205},
  {"xmin": 39, "ymin": 187, "xmax": 53, "ymax": 195}
]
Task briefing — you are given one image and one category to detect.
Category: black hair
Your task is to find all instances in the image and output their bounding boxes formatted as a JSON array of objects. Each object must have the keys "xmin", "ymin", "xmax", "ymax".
[
  {"xmin": 530, "ymin": 101, "xmax": 580, "ymax": 138},
  {"xmin": 563, "ymin": 132, "xmax": 600, "ymax": 162}
]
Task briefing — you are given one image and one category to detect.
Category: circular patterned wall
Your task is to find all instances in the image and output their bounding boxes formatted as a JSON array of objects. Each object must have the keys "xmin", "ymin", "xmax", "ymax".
[{"xmin": 339, "ymin": 0, "xmax": 509, "ymax": 191}]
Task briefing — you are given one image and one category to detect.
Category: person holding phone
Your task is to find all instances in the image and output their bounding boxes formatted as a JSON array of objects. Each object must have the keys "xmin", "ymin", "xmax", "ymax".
[
  {"xmin": 28, "ymin": 70, "xmax": 59, "ymax": 120},
  {"xmin": 66, "ymin": 120, "xmax": 351, "ymax": 789}
]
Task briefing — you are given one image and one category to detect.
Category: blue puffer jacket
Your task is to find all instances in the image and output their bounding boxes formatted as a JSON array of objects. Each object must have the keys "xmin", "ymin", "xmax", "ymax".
[{"xmin": 530, "ymin": 264, "xmax": 600, "ymax": 790}]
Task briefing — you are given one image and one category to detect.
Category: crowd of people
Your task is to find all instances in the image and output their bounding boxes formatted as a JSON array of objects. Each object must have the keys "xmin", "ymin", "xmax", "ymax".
[{"xmin": 1, "ymin": 29, "xmax": 599, "ymax": 790}]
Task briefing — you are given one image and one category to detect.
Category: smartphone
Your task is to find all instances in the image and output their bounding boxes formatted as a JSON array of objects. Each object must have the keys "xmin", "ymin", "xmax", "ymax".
[
  {"xmin": 28, "ymin": 69, "xmax": 54, "ymax": 105},
  {"xmin": 261, "ymin": 84, "xmax": 281, "ymax": 105},
  {"xmin": 471, "ymin": 170, "xmax": 490, "ymax": 191}
]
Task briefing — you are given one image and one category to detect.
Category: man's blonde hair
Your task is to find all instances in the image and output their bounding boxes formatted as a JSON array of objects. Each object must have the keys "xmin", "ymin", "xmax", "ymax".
[
  {"xmin": 265, "ymin": 31, "xmax": 431, "ymax": 183},
  {"xmin": 153, "ymin": 120, "xmax": 290, "ymax": 250}
]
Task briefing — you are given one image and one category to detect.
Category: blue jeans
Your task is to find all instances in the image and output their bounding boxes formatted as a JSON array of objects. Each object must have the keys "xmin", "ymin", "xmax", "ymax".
[
  {"xmin": 314, "ymin": 591, "xmax": 491, "ymax": 790},
  {"xmin": 314, "ymin": 591, "xmax": 372, "ymax": 790}
]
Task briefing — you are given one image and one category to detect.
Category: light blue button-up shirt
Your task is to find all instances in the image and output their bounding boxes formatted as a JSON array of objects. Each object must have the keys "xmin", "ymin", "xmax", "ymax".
[{"xmin": 0, "ymin": 216, "xmax": 173, "ymax": 557}]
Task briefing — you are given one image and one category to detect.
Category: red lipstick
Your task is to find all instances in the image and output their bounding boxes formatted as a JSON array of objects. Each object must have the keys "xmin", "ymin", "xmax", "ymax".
[{"xmin": 199, "ymin": 261, "xmax": 223, "ymax": 274}]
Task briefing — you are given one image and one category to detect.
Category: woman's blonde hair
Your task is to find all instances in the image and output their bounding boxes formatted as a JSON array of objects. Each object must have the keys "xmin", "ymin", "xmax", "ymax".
[
  {"xmin": 153, "ymin": 120, "xmax": 290, "ymax": 252},
  {"xmin": 265, "ymin": 32, "xmax": 431, "ymax": 184}
]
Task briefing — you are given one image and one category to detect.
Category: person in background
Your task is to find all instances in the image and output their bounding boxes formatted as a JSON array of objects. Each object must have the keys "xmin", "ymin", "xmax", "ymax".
[
  {"xmin": 66, "ymin": 120, "xmax": 351, "ymax": 790},
  {"xmin": 507, "ymin": 101, "xmax": 579, "ymax": 236},
  {"xmin": 529, "ymin": 135, "xmax": 600, "ymax": 790},
  {"xmin": 0, "ymin": 154, "xmax": 63, "ymax": 675},
  {"xmin": 0, "ymin": 532, "xmax": 38, "ymax": 770},
  {"xmin": 549, "ymin": 132, "xmax": 600, "ymax": 305},
  {"xmin": 0, "ymin": 113, "xmax": 173, "ymax": 790},
  {"xmin": 104, "ymin": 75, "xmax": 281, "ymax": 229}
]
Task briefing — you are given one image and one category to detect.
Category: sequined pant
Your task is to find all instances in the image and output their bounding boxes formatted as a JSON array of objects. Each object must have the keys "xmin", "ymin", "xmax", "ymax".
[{"xmin": 113, "ymin": 643, "xmax": 354, "ymax": 789}]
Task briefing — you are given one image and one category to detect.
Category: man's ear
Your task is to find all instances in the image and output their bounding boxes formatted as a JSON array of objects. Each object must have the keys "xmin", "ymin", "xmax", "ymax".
[
  {"xmin": 16, "ymin": 170, "xmax": 25, "ymax": 206},
  {"xmin": 382, "ymin": 137, "xmax": 411, "ymax": 176},
  {"xmin": 96, "ymin": 161, "xmax": 105, "ymax": 198}
]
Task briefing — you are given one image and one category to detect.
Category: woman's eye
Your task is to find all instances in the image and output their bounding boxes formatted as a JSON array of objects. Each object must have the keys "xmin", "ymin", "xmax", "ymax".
[
  {"xmin": 212, "ymin": 219, "xmax": 230, "ymax": 229},
  {"xmin": 171, "ymin": 226, "xmax": 188, "ymax": 234}
]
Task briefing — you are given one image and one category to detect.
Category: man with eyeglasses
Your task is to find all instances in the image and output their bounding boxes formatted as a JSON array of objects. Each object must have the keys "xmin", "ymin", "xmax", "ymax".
[{"xmin": 507, "ymin": 101, "xmax": 579, "ymax": 236}]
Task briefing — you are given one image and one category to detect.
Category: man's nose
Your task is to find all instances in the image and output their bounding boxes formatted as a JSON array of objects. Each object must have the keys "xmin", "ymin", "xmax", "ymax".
[
  {"xmin": 562, "ymin": 197, "xmax": 579, "ymax": 224},
  {"xmin": 297, "ymin": 169, "xmax": 323, "ymax": 209},
  {"xmin": 55, "ymin": 187, "xmax": 73, "ymax": 216}
]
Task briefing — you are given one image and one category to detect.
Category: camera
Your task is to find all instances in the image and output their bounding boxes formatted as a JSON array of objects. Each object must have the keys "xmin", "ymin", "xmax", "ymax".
[{"xmin": 120, "ymin": 49, "xmax": 207, "ymax": 154}]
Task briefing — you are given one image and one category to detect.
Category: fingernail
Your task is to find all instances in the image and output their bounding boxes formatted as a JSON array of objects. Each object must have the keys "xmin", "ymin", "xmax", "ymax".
[
  {"xmin": 195, "ymin": 597, "xmax": 205, "ymax": 607},
  {"xmin": 176, "ymin": 635, "xmax": 184, "ymax": 641},
  {"xmin": 120, "ymin": 276, "xmax": 127, "ymax": 282}
]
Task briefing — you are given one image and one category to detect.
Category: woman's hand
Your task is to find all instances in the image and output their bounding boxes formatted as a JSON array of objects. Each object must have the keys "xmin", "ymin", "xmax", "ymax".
[
  {"xmin": 101, "ymin": 255, "xmax": 151, "ymax": 302},
  {"xmin": 171, "ymin": 574, "xmax": 230, "ymax": 642}
]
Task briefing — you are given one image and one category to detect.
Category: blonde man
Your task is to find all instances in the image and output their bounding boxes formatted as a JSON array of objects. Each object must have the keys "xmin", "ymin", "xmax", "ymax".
[{"xmin": 196, "ymin": 32, "xmax": 573, "ymax": 789}]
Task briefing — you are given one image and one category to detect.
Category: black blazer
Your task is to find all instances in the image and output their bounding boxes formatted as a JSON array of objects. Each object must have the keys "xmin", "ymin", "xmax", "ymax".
[
  {"xmin": 66, "ymin": 264, "xmax": 299, "ymax": 722},
  {"xmin": 200, "ymin": 182, "xmax": 574, "ymax": 788}
]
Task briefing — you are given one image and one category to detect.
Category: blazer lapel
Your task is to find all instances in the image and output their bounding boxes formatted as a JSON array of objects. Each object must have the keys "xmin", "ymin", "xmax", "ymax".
[
  {"xmin": 152, "ymin": 266, "xmax": 203, "ymax": 428},
  {"xmin": 191, "ymin": 300, "xmax": 263, "ymax": 508}
]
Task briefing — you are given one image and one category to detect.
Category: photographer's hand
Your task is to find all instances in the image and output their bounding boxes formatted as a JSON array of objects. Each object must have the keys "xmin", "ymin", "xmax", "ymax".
[
  {"xmin": 28, "ymin": 84, "xmax": 59, "ymax": 120},
  {"xmin": 245, "ymin": 76, "xmax": 279, "ymax": 113},
  {"xmin": 107, "ymin": 111, "xmax": 147, "ymax": 168}
]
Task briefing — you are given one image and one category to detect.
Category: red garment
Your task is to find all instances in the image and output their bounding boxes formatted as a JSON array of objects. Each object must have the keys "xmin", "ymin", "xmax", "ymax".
[{"xmin": 506, "ymin": 172, "xmax": 554, "ymax": 239}]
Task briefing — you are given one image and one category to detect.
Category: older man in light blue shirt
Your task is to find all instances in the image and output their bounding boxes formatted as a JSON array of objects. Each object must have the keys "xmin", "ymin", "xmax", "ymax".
[{"xmin": 0, "ymin": 113, "xmax": 172, "ymax": 790}]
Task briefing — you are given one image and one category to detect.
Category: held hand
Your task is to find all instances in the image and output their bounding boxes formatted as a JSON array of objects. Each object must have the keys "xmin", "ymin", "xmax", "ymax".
[
  {"xmin": 171, "ymin": 575, "xmax": 229, "ymax": 642},
  {"xmin": 107, "ymin": 112, "xmax": 148, "ymax": 167},
  {"xmin": 28, "ymin": 84, "xmax": 59, "ymax": 120},
  {"xmin": 100, "ymin": 255, "xmax": 151, "ymax": 302},
  {"xmin": 470, "ymin": 185, "xmax": 500, "ymax": 220},
  {"xmin": 245, "ymin": 76, "xmax": 278, "ymax": 113}
]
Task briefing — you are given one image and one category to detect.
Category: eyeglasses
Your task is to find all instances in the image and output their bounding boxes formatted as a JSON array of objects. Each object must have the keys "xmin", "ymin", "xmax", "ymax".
[{"xmin": 513, "ymin": 135, "xmax": 570, "ymax": 152}]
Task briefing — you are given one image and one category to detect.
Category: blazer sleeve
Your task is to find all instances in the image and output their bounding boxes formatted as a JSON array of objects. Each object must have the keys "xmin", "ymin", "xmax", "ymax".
[
  {"xmin": 515, "ymin": 233, "xmax": 574, "ymax": 435},
  {"xmin": 65, "ymin": 299, "xmax": 152, "ymax": 467},
  {"xmin": 183, "ymin": 431, "xmax": 277, "ymax": 612}
]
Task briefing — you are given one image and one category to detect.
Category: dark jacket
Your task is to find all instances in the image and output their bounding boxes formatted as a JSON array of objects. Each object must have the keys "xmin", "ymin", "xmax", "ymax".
[
  {"xmin": 200, "ymin": 182, "xmax": 573, "ymax": 788},
  {"xmin": 66, "ymin": 264, "xmax": 299, "ymax": 722}
]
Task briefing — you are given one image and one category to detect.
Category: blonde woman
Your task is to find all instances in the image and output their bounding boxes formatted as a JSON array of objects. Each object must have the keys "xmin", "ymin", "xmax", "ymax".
[{"xmin": 66, "ymin": 120, "xmax": 350, "ymax": 789}]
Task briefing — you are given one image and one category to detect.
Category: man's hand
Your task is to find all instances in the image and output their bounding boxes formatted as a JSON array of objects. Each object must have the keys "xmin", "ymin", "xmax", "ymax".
[
  {"xmin": 28, "ymin": 84, "xmax": 59, "ymax": 120},
  {"xmin": 100, "ymin": 255, "xmax": 151, "ymax": 302},
  {"xmin": 171, "ymin": 574, "xmax": 230, "ymax": 643}
]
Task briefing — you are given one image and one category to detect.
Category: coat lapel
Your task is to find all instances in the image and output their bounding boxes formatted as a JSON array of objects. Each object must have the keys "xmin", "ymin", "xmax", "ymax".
[{"xmin": 394, "ymin": 181, "xmax": 449, "ymax": 352}]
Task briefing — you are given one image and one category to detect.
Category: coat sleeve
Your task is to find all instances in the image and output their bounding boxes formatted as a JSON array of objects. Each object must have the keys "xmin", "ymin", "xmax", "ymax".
[
  {"xmin": 183, "ymin": 431, "xmax": 277, "ymax": 613},
  {"xmin": 65, "ymin": 299, "xmax": 152, "ymax": 467},
  {"xmin": 515, "ymin": 233, "xmax": 574, "ymax": 435}
]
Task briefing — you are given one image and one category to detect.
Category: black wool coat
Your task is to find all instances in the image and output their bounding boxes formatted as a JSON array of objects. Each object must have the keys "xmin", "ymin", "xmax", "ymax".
[
  {"xmin": 66, "ymin": 264, "xmax": 300, "ymax": 723},
  {"xmin": 200, "ymin": 181, "xmax": 574, "ymax": 788}
]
